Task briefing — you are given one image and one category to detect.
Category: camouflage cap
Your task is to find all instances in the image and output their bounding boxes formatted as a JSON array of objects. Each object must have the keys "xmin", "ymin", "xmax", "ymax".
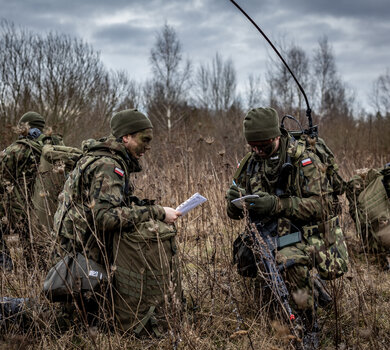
[
  {"xmin": 243, "ymin": 107, "xmax": 281, "ymax": 142},
  {"xmin": 110, "ymin": 109, "xmax": 153, "ymax": 138},
  {"xmin": 19, "ymin": 111, "xmax": 45, "ymax": 131}
]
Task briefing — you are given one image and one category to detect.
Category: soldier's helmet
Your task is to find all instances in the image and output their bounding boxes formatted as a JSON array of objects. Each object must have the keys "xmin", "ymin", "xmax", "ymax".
[
  {"xmin": 243, "ymin": 107, "xmax": 281, "ymax": 142},
  {"xmin": 19, "ymin": 111, "xmax": 45, "ymax": 131},
  {"xmin": 110, "ymin": 109, "xmax": 153, "ymax": 138}
]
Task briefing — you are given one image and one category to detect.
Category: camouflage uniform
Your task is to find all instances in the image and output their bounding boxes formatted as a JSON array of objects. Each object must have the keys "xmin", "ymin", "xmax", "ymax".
[
  {"xmin": 54, "ymin": 134, "xmax": 181, "ymax": 334},
  {"xmin": 227, "ymin": 109, "xmax": 348, "ymax": 316},
  {"xmin": 0, "ymin": 132, "xmax": 63, "ymax": 266}
]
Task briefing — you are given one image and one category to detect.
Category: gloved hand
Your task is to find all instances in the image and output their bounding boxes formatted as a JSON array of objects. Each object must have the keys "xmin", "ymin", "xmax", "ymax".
[
  {"xmin": 244, "ymin": 191, "xmax": 278, "ymax": 216},
  {"xmin": 226, "ymin": 185, "xmax": 246, "ymax": 202}
]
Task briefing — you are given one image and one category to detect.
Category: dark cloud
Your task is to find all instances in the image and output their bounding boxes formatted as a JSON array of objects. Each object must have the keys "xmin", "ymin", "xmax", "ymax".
[{"xmin": 0, "ymin": 0, "xmax": 389, "ymax": 111}]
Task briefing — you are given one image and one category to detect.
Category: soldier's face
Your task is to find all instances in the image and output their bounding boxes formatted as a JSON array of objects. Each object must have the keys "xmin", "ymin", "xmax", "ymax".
[
  {"xmin": 249, "ymin": 136, "xmax": 280, "ymax": 159},
  {"xmin": 122, "ymin": 129, "xmax": 153, "ymax": 159}
]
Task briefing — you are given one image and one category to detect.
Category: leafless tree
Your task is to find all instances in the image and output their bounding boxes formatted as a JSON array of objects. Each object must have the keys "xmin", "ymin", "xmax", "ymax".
[
  {"xmin": 146, "ymin": 23, "xmax": 192, "ymax": 133},
  {"xmin": 194, "ymin": 52, "xmax": 238, "ymax": 113},
  {"xmin": 312, "ymin": 36, "xmax": 353, "ymax": 119},
  {"xmin": 0, "ymin": 20, "xmax": 35, "ymax": 127},
  {"xmin": 266, "ymin": 43, "xmax": 310, "ymax": 121},
  {"xmin": 370, "ymin": 68, "xmax": 390, "ymax": 116},
  {"xmin": 0, "ymin": 20, "xmax": 141, "ymax": 144},
  {"xmin": 245, "ymin": 73, "xmax": 263, "ymax": 110}
]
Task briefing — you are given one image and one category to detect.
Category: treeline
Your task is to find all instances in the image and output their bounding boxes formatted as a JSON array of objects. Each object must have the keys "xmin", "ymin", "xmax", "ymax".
[{"xmin": 0, "ymin": 20, "xmax": 389, "ymax": 159}]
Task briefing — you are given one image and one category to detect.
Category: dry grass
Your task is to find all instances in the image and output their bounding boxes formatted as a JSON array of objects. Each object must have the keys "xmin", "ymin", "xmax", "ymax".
[{"xmin": 1, "ymin": 123, "xmax": 390, "ymax": 350}]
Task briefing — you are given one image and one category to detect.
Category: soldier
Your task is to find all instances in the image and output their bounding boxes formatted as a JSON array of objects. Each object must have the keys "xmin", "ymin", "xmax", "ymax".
[
  {"xmin": 226, "ymin": 107, "xmax": 348, "ymax": 346},
  {"xmin": 0, "ymin": 111, "xmax": 63, "ymax": 269},
  {"xmin": 53, "ymin": 108, "xmax": 182, "ymax": 335}
]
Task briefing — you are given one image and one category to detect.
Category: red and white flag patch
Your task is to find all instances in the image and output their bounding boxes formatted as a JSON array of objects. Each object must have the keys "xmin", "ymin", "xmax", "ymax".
[
  {"xmin": 301, "ymin": 158, "xmax": 313, "ymax": 167},
  {"xmin": 114, "ymin": 167, "xmax": 124, "ymax": 177}
]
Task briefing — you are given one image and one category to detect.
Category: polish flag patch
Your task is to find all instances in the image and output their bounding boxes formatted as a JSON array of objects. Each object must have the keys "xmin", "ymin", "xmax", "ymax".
[
  {"xmin": 114, "ymin": 167, "xmax": 124, "ymax": 177},
  {"xmin": 301, "ymin": 158, "xmax": 313, "ymax": 167}
]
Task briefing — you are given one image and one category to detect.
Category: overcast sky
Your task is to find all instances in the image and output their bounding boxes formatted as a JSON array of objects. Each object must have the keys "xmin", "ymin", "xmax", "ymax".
[{"xmin": 1, "ymin": 0, "xmax": 389, "ymax": 113}]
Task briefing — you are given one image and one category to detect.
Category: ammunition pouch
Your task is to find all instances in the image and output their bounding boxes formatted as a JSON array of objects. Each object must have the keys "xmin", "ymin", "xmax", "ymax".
[{"xmin": 302, "ymin": 216, "xmax": 349, "ymax": 280}]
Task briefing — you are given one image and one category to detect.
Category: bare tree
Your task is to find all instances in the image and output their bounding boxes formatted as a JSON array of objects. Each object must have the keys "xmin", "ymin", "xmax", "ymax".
[
  {"xmin": 0, "ymin": 20, "xmax": 142, "ymax": 144},
  {"xmin": 245, "ymin": 73, "xmax": 263, "ymax": 110},
  {"xmin": 0, "ymin": 20, "xmax": 35, "ymax": 127},
  {"xmin": 266, "ymin": 43, "xmax": 310, "ymax": 120},
  {"xmin": 312, "ymin": 36, "xmax": 353, "ymax": 119},
  {"xmin": 194, "ymin": 52, "xmax": 238, "ymax": 113},
  {"xmin": 370, "ymin": 68, "xmax": 390, "ymax": 116},
  {"xmin": 146, "ymin": 23, "xmax": 191, "ymax": 133}
]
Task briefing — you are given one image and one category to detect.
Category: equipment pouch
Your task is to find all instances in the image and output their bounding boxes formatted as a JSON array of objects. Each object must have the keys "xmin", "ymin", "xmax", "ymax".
[
  {"xmin": 43, "ymin": 253, "xmax": 108, "ymax": 302},
  {"xmin": 232, "ymin": 231, "xmax": 257, "ymax": 278},
  {"xmin": 304, "ymin": 217, "xmax": 348, "ymax": 280}
]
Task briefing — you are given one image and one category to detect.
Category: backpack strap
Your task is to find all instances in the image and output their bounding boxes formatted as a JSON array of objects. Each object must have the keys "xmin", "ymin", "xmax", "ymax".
[{"xmin": 233, "ymin": 152, "xmax": 252, "ymax": 183}]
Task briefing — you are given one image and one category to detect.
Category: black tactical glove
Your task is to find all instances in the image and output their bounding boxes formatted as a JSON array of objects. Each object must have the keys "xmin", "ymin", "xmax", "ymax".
[
  {"xmin": 244, "ymin": 191, "xmax": 278, "ymax": 216},
  {"xmin": 226, "ymin": 185, "xmax": 246, "ymax": 202},
  {"xmin": 226, "ymin": 185, "xmax": 246, "ymax": 219}
]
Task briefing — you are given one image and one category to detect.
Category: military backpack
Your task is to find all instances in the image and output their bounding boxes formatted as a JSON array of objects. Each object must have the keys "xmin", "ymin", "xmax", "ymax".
[{"xmin": 346, "ymin": 165, "xmax": 390, "ymax": 252}]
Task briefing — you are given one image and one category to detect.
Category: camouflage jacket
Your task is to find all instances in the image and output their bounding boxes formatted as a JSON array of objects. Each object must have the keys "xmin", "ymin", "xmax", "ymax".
[
  {"xmin": 55, "ymin": 135, "xmax": 166, "ymax": 263},
  {"xmin": 0, "ymin": 134, "xmax": 64, "ymax": 226},
  {"xmin": 227, "ymin": 131, "xmax": 334, "ymax": 229}
]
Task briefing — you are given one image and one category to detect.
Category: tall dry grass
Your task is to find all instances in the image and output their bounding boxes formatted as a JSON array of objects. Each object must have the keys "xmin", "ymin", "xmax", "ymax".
[{"xmin": 1, "ymin": 115, "xmax": 390, "ymax": 349}]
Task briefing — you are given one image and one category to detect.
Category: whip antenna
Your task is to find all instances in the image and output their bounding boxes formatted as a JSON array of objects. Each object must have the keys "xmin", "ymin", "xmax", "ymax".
[{"xmin": 229, "ymin": 0, "xmax": 317, "ymax": 137}]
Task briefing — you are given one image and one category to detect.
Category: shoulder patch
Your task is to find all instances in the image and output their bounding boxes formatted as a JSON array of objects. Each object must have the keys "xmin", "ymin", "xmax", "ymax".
[
  {"xmin": 114, "ymin": 167, "xmax": 124, "ymax": 177},
  {"xmin": 301, "ymin": 158, "xmax": 313, "ymax": 167}
]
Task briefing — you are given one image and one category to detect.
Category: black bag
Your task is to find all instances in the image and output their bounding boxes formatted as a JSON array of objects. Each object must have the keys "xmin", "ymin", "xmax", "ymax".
[
  {"xmin": 43, "ymin": 253, "xmax": 108, "ymax": 302},
  {"xmin": 233, "ymin": 231, "xmax": 258, "ymax": 278}
]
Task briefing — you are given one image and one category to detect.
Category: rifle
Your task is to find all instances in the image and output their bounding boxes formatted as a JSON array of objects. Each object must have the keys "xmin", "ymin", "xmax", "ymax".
[{"xmin": 247, "ymin": 219, "xmax": 299, "ymax": 322}]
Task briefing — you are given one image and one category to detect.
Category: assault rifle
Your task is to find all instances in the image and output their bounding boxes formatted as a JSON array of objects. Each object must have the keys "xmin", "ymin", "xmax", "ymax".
[{"xmin": 247, "ymin": 218, "xmax": 300, "ymax": 323}]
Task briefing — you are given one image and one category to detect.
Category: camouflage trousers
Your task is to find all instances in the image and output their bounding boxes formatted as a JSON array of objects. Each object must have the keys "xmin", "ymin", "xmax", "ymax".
[{"xmin": 274, "ymin": 216, "xmax": 349, "ymax": 310}]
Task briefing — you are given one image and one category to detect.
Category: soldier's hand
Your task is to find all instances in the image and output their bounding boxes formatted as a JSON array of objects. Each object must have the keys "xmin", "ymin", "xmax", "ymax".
[
  {"xmin": 226, "ymin": 185, "xmax": 246, "ymax": 202},
  {"xmin": 244, "ymin": 192, "xmax": 277, "ymax": 216},
  {"xmin": 163, "ymin": 207, "xmax": 182, "ymax": 224}
]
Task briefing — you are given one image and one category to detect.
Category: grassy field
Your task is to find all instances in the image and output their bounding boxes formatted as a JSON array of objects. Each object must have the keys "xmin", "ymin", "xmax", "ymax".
[{"xmin": 1, "ymin": 125, "xmax": 390, "ymax": 350}]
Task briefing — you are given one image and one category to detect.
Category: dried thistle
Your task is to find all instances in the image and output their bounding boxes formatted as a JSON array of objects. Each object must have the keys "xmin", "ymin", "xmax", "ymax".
[
  {"xmin": 292, "ymin": 289, "xmax": 309, "ymax": 309},
  {"xmin": 204, "ymin": 136, "xmax": 215, "ymax": 145}
]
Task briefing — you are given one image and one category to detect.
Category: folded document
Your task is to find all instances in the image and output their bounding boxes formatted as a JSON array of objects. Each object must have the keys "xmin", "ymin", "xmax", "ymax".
[
  {"xmin": 231, "ymin": 194, "xmax": 259, "ymax": 209},
  {"xmin": 176, "ymin": 193, "xmax": 207, "ymax": 215}
]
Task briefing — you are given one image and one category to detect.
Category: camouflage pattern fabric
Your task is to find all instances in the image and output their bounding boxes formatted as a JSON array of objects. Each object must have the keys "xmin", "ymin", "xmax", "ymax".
[
  {"xmin": 346, "ymin": 167, "xmax": 390, "ymax": 253},
  {"xmin": 228, "ymin": 131, "xmax": 348, "ymax": 310},
  {"xmin": 0, "ymin": 134, "xmax": 64, "ymax": 261},
  {"xmin": 54, "ymin": 135, "xmax": 181, "ymax": 334}
]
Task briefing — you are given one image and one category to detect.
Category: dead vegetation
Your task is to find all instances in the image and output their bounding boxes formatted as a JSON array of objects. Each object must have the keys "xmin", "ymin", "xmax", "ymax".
[{"xmin": 1, "ymin": 119, "xmax": 390, "ymax": 350}]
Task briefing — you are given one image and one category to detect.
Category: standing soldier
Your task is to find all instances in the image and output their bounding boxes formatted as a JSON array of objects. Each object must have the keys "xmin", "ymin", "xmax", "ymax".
[
  {"xmin": 226, "ymin": 107, "xmax": 348, "ymax": 347},
  {"xmin": 53, "ymin": 109, "xmax": 182, "ymax": 335},
  {"xmin": 0, "ymin": 111, "xmax": 63, "ymax": 270}
]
